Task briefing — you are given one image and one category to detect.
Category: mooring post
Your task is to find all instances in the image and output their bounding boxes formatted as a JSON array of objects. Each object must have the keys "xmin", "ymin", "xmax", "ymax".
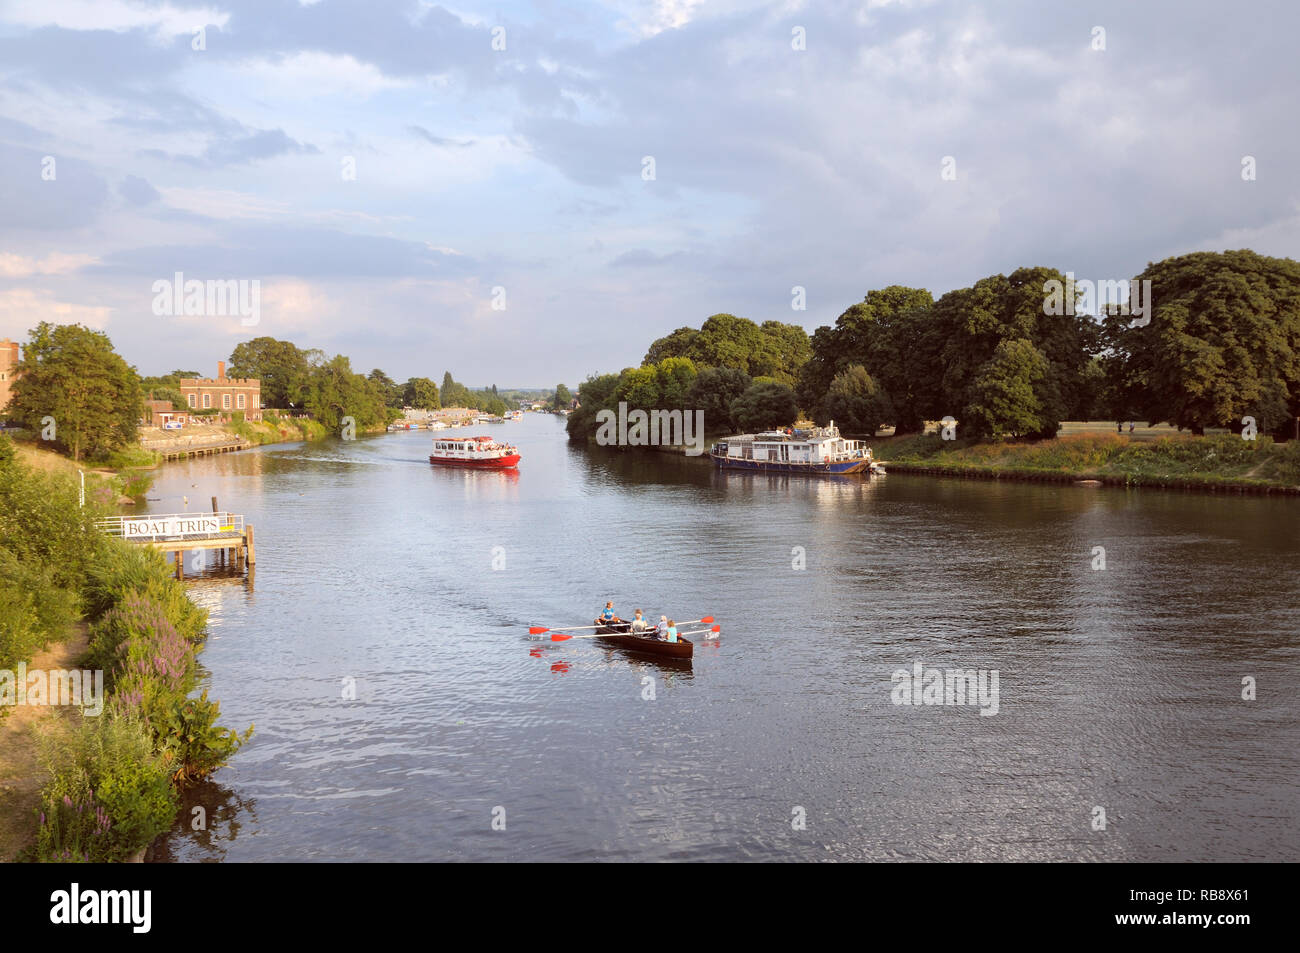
[{"xmin": 245, "ymin": 524, "xmax": 255, "ymax": 568}]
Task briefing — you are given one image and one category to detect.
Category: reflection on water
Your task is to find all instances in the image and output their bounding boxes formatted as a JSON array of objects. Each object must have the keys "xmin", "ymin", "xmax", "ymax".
[{"xmin": 143, "ymin": 418, "xmax": 1300, "ymax": 862}]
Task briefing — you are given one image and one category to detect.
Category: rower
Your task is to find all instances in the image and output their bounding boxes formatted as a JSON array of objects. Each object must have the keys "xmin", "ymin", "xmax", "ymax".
[
  {"xmin": 664, "ymin": 619, "xmax": 679, "ymax": 643},
  {"xmin": 595, "ymin": 601, "xmax": 622, "ymax": 627},
  {"xmin": 630, "ymin": 609, "xmax": 649, "ymax": 633},
  {"xmin": 655, "ymin": 615, "xmax": 669, "ymax": 640}
]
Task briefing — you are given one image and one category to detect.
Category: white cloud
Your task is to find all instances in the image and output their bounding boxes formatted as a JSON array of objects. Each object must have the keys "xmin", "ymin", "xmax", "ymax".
[
  {"xmin": 0, "ymin": 252, "xmax": 98, "ymax": 277},
  {"xmin": 231, "ymin": 52, "xmax": 413, "ymax": 100},
  {"xmin": 0, "ymin": 0, "xmax": 229, "ymax": 37},
  {"xmin": 0, "ymin": 288, "xmax": 111, "ymax": 331}
]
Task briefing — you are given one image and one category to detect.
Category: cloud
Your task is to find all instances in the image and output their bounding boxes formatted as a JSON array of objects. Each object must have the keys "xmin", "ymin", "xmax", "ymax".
[
  {"xmin": 408, "ymin": 125, "xmax": 474, "ymax": 148},
  {"xmin": 119, "ymin": 174, "xmax": 161, "ymax": 205},
  {"xmin": 0, "ymin": 253, "xmax": 98, "ymax": 278},
  {"xmin": 0, "ymin": 288, "xmax": 111, "ymax": 334},
  {"xmin": 144, "ymin": 128, "xmax": 321, "ymax": 168}
]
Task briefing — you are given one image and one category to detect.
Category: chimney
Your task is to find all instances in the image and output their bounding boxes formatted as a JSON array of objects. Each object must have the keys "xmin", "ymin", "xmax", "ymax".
[{"xmin": 217, "ymin": 360, "xmax": 225, "ymax": 380}]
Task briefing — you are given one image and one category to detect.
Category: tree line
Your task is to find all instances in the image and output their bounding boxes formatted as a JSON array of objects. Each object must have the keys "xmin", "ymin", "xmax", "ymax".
[
  {"xmin": 568, "ymin": 250, "xmax": 1300, "ymax": 442},
  {"xmin": 2, "ymin": 325, "xmax": 539, "ymax": 461}
]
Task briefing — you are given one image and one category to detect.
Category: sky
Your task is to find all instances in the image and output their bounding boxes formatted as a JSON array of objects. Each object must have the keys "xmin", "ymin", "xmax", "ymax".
[{"xmin": 1, "ymin": 0, "xmax": 1297, "ymax": 387}]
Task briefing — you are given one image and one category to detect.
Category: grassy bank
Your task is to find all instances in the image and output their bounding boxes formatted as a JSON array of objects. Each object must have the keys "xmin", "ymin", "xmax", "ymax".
[
  {"xmin": 0, "ymin": 436, "xmax": 251, "ymax": 861},
  {"xmin": 872, "ymin": 431, "xmax": 1300, "ymax": 491},
  {"xmin": 226, "ymin": 411, "xmax": 328, "ymax": 445}
]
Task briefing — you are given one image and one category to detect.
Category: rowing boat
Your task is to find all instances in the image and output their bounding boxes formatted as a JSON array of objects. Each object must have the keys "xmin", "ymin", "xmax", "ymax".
[{"xmin": 594, "ymin": 623, "xmax": 694, "ymax": 659}]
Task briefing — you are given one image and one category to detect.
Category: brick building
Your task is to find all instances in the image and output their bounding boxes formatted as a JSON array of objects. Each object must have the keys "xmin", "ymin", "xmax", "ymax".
[
  {"xmin": 179, "ymin": 362, "xmax": 262, "ymax": 421},
  {"xmin": 0, "ymin": 338, "xmax": 19, "ymax": 411}
]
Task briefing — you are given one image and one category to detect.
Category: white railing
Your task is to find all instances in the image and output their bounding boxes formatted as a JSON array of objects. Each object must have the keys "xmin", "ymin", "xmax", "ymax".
[{"xmin": 97, "ymin": 512, "xmax": 245, "ymax": 541}]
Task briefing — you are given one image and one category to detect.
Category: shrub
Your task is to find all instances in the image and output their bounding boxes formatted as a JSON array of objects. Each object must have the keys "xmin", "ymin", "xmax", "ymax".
[
  {"xmin": 158, "ymin": 691, "xmax": 254, "ymax": 785},
  {"xmin": 37, "ymin": 715, "xmax": 177, "ymax": 862}
]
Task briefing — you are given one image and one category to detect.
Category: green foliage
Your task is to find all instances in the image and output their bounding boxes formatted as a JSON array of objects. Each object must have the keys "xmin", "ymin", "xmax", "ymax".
[
  {"xmin": 551, "ymin": 383, "xmax": 572, "ymax": 410},
  {"xmin": 963, "ymin": 338, "xmax": 1049, "ymax": 438},
  {"xmin": 824, "ymin": 365, "xmax": 894, "ymax": 436},
  {"xmin": 643, "ymin": 314, "xmax": 810, "ymax": 387},
  {"xmin": 402, "ymin": 376, "xmax": 440, "ymax": 409},
  {"xmin": 228, "ymin": 337, "xmax": 309, "ymax": 408},
  {"xmin": 299, "ymin": 352, "xmax": 395, "ymax": 433},
  {"xmin": 1103, "ymin": 250, "xmax": 1300, "ymax": 434},
  {"xmin": 158, "ymin": 691, "xmax": 254, "ymax": 785},
  {"xmin": 684, "ymin": 366, "xmax": 752, "ymax": 433},
  {"xmin": 8, "ymin": 322, "xmax": 143, "ymax": 462},
  {"xmin": 37, "ymin": 715, "xmax": 177, "ymax": 862},
  {"xmin": 730, "ymin": 381, "xmax": 799, "ymax": 432}
]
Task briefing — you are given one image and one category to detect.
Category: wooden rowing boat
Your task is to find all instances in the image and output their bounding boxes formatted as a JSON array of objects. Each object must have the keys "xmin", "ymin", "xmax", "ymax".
[{"xmin": 594, "ymin": 623, "xmax": 694, "ymax": 659}]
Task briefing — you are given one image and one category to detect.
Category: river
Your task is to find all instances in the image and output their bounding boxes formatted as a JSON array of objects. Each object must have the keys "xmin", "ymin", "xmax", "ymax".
[{"xmin": 143, "ymin": 413, "xmax": 1299, "ymax": 861}]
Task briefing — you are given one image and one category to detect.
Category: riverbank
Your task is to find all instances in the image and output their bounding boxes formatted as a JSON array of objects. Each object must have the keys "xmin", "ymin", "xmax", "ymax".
[
  {"xmin": 0, "ymin": 436, "xmax": 251, "ymax": 862},
  {"xmin": 872, "ymin": 432, "xmax": 1300, "ymax": 495}
]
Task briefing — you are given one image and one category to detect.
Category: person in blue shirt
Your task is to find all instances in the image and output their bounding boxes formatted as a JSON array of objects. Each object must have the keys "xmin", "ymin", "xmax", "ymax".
[
  {"xmin": 664, "ymin": 619, "xmax": 679, "ymax": 643},
  {"xmin": 595, "ymin": 602, "xmax": 623, "ymax": 628}
]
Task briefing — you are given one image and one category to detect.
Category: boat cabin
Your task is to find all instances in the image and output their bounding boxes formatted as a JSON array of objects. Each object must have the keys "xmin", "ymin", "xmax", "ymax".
[{"xmin": 712, "ymin": 424, "xmax": 871, "ymax": 465}]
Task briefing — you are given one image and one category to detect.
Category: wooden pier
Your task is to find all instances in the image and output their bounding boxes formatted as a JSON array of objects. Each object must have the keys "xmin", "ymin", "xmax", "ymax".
[
  {"xmin": 153, "ymin": 441, "xmax": 250, "ymax": 462},
  {"xmin": 97, "ymin": 505, "xmax": 256, "ymax": 578}
]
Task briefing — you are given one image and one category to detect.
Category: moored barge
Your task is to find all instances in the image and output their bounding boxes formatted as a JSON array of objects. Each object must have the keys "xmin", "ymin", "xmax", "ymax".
[{"xmin": 709, "ymin": 423, "xmax": 881, "ymax": 475}]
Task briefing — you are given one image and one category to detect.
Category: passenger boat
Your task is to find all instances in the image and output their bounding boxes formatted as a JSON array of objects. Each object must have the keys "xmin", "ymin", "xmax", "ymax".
[
  {"xmin": 429, "ymin": 435, "xmax": 521, "ymax": 469},
  {"xmin": 709, "ymin": 423, "xmax": 881, "ymax": 475},
  {"xmin": 594, "ymin": 622, "xmax": 693, "ymax": 659}
]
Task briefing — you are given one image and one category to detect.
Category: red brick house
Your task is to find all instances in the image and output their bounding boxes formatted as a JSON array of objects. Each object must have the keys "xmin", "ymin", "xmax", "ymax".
[{"xmin": 179, "ymin": 362, "xmax": 262, "ymax": 421}]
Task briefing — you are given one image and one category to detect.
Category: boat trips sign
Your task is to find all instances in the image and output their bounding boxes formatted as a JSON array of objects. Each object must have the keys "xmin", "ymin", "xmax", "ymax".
[{"xmin": 123, "ymin": 515, "xmax": 222, "ymax": 538}]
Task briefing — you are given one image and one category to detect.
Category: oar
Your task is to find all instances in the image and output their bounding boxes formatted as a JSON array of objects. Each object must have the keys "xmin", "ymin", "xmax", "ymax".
[{"xmin": 529, "ymin": 622, "xmax": 607, "ymax": 635}]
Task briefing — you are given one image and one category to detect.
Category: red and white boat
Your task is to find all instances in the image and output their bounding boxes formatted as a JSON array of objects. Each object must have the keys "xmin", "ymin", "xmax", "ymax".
[{"xmin": 429, "ymin": 435, "xmax": 521, "ymax": 469}]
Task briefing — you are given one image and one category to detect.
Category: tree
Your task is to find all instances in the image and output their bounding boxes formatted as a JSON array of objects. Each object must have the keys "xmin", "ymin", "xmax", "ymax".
[
  {"xmin": 403, "ymin": 377, "xmax": 440, "ymax": 409},
  {"xmin": 799, "ymin": 286, "xmax": 936, "ymax": 430},
  {"xmin": 729, "ymin": 381, "xmax": 798, "ymax": 432},
  {"xmin": 644, "ymin": 327, "xmax": 699, "ymax": 365},
  {"xmin": 228, "ymin": 337, "xmax": 309, "ymax": 408},
  {"xmin": 566, "ymin": 373, "xmax": 620, "ymax": 441},
  {"xmin": 368, "ymin": 369, "xmax": 404, "ymax": 408},
  {"xmin": 551, "ymin": 383, "xmax": 572, "ymax": 410},
  {"xmin": 824, "ymin": 365, "xmax": 894, "ymax": 436},
  {"xmin": 615, "ymin": 366, "xmax": 660, "ymax": 409},
  {"xmin": 653, "ymin": 357, "xmax": 697, "ymax": 409},
  {"xmin": 1102, "ymin": 250, "xmax": 1300, "ymax": 434},
  {"xmin": 482, "ymin": 396, "xmax": 508, "ymax": 417},
  {"xmin": 9, "ymin": 322, "xmax": 142, "ymax": 461},
  {"xmin": 685, "ymin": 366, "xmax": 752, "ymax": 432},
  {"xmin": 963, "ymin": 338, "xmax": 1049, "ymax": 438}
]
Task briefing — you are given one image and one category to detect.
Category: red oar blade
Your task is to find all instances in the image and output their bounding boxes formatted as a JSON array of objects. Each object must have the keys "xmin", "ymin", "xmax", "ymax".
[
  {"xmin": 529, "ymin": 626, "xmax": 549, "ymax": 635},
  {"xmin": 700, "ymin": 616, "xmax": 714, "ymax": 624},
  {"xmin": 550, "ymin": 633, "xmax": 573, "ymax": 642},
  {"xmin": 711, "ymin": 625, "xmax": 720, "ymax": 632}
]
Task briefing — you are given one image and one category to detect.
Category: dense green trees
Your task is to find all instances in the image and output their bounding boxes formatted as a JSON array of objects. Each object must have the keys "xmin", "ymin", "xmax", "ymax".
[
  {"xmin": 228, "ymin": 337, "xmax": 309, "ymax": 408},
  {"xmin": 1102, "ymin": 251, "xmax": 1300, "ymax": 435},
  {"xmin": 402, "ymin": 376, "xmax": 440, "ymax": 409},
  {"xmin": 729, "ymin": 381, "xmax": 799, "ymax": 432},
  {"xmin": 297, "ymin": 353, "xmax": 395, "ymax": 432},
  {"xmin": 824, "ymin": 365, "xmax": 894, "ymax": 436},
  {"xmin": 8, "ymin": 323, "xmax": 142, "ymax": 461},
  {"xmin": 643, "ymin": 314, "xmax": 809, "ymax": 386},
  {"xmin": 551, "ymin": 383, "xmax": 572, "ymax": 410}
]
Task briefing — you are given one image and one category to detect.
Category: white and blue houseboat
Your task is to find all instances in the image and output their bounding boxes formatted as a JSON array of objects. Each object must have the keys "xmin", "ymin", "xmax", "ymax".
[{"xmin": 708, "ymin": 423, "xmax": 882, "ymax": 475}]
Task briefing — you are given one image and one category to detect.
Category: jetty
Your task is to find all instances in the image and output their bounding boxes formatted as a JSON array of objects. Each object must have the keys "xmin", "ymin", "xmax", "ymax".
[{"xmin": 97, "ymin": 504, "xmax": 255, "ymax": 578}]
